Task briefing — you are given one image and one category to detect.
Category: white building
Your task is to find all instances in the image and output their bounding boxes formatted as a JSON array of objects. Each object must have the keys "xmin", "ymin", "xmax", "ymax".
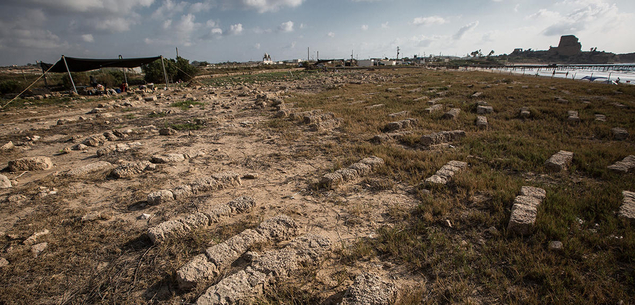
[
  {"xmin": 262, "ymin": 53, "xmax": 273, "ymax": 65},
  {"xmin": 357, "ymin": 59, "xmax": 374, "ymax": 67}
]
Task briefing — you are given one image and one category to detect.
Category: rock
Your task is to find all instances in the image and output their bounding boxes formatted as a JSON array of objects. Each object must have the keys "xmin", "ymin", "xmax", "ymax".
[
  {"xmin": 82, "ymin": 134, "xmax": 107, "ymax": 147},
  {"xmin": 111, "ymin": 161, "xmax": 152, "ymax": 179},
  {"xmin": 476, "ymin": 105, "xmax": 493, "ymax": 114},
  {"xmin": 359, "ymin": 156, "xmax": 385, "ymax": 170},
  {"xmin": 72, "ymin": 143, "xmax": 88, "ymax": 151},
  {"xmin": 320, "ymin": 172, "xmax": 343, "ymax": 188},
  {"xmin": 336, "ymin": 168, "xmax": 359, "ymax": 182},
  {"xmin": 211, "ymin": 172, "xmax": 242, "ymax": 188},
  {"xmin": 618, "ymin": 191, "xmax": 635, "ymax": 220},
  {"xmin": 1, "ymin": 141, "xmax": 14, "ymax": 150},
  {"xmin": 549, "ymin": 241, "xmax": 563, "ymax": 251},
  {"xmin": 567, "ymin": 110, "xmax": 580, "ymax": 123},
  {"xmin": 147, "ymin": 190, "xmax": 174, "ymax": 205},
  {"xmin": 0, "ymin": 174, "xmax": 11, "ymax": 188},
  {"xmin": 424, "ymin": 104, "xmax": 443, "ymax": 113},
  {"xmin": 8, "ymin": 156, "xmax": 53, "ymax": 172},
  {"xmin": 31, "ymin": 242, "xmax": 48, "ymax": 257},
  {"xmin": 595, "ymin": 114, "xmax": 606, "ymax": 122},
  {"xmin": 607, "ymin": 155, "xmax": 635, "ymax": 173},
  {"xmin": 545, "ymin": 150, "xmax": 574, "ymax": 172},
  {"xmin": 66, "ymin": 161, "xmax": 112, "ymax": 177},
  {"xmin": 177, "ymin": 254, "xmax": 219, "ymax": 289},
  {"xmin": 442, "ymin": 108, "xmax": 461, "ymax": 119},
  {"xmin": 420, "ymin": 130, "xmax": 466, "ymax": 147},
  {"xmin": 384, "ymin": 118, "xmax": 417, "ymax": 132},
  {"xmin": 24, "ymin": 229, "xmax": 50, "ymax": 245},
  {"xmin": 508, "ymin": 186, "xmax": 546, "ymax": 235},
  {"xmin": 612, "ymin": 127, "xmax": 629, "ymax": 140},
  {"xmin": 341, "ymin": 273, "xmax": 397, "ymax": 305},
  {"xmin": 172, "ymin": 185, "xmax": 193, "ymax": 200},
  {"xmin": 0, "ymin": 257, "xmax": 8, "ymax": 268},
  {"xmin": 387, "ymin": 111, "xmax": 409, "ymax": 118},
  {"xmin": 151, "ymin": 153, "xmax": 186, "ymax": 164},
  {"xmin": 159, "ymin": 128, "xmax": 177, "ymax": 135},
  {"xmin": 348, "ymin": 162, "xmax": 372, "ymax": 176},
  {"xmin": 476, "ymin": 115, "xmax": 488, "ymax": 129},
  {"xmin": 519, "ymin": 107, "xmax": 531, "ymax": 119},
  {"xmin": 242, "ymin": 173, "xmax": 258, "ymax": 179},
  {"xmin": 144, "ymin": 96, "xmax": 158, "ymax": 102},
  {"xmin": 425, "ymin": 161, "xmax": 467, "ymax": 186},
  {"xmin": 471, "ymin": 92, "xmax": 483, "ymax": 98}
]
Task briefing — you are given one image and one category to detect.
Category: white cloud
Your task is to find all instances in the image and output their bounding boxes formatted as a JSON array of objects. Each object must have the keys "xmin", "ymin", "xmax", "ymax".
[
  {"xmin": 93, "ymin": 16, "xmax": 138, "ymax": 32},
  {"xmin": 412, "ymin": 16, "xmax": 447, "ymax": 26},
  {"xmin": 163, "ymin": 19, "xmax": 172, "ymax": 29},
  {"xmin": 278, "ymin": 21, "xmax": 294, "ymax": 32},
  {"xmin": 361, "ymin": 24, "xmax": 368, "ymax": 31},
  {"xmin": 224, "ymin": 0, "xmax": 304, "ymax": 13},
  {"xmin": 82, "ymin": 34, "xmax": 94, "ymax": 42},
  {"xmin": 229, "ymin": 23, "xmax": 243, "ymax": 35},
  {"xmin": 210, "ymin": 28, "xmax": 223, "ymax": 35},
  {"xmin": 5, "ymin": 0, "xmax": 154, "ymax": 14},
  {"xmin": 453, "ymin": 21, "xmax": 479, "ymax": 40},
  {"xmin": 381, "ymin": 22, "xmax": 389, "ymax": 29},
  {"xmin": 255, "ymin": 43, "xmax": 261, "ymax": 49},
  {"xmin": 327, "ymin": 32, "xmax": 335, "ymax": 37},
  {"xmin": 152, "ymin": 0, "xmax": 187, "ymax": 19},
  {"xmin": 206, "ymin": 19, "xmax": 217, "ymax": 28}
]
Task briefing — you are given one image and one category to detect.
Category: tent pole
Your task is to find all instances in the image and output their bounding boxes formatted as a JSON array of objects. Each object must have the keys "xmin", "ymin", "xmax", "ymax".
[
  {"xmin": 119, "ymin": 55, "xmax": 128, "ymax": 84},
  {"xmin": 62, "ymin": 55, "xmax": 78, "ymax": 94},
  {"xmin": 160, "ymin": 56, "xmax": 169, "ymax": 90},
  {"xmin": 39, "ymin": 61, "xmax": 49, "ymax": 89}
]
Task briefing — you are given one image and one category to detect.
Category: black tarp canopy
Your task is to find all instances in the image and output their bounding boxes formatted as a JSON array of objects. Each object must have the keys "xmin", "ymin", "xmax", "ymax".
[{"xmin": 42, "ymin": 56, "xmax": 161, "ymax": 73}]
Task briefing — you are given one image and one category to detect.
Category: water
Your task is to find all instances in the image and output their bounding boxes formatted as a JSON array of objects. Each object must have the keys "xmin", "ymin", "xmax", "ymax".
[{"xmin": 489, "ymin": 64, "xmax": 635, "ymax": 85}]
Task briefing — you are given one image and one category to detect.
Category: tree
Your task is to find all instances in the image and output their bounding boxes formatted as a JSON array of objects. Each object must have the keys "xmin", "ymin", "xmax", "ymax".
[
  {"xmin": 487, "ymin": 50, "xmax": 495, "ymax": 57},
  {"xmin": 141, "ymin": 57, "xmax": 198, "ymax": 84}
]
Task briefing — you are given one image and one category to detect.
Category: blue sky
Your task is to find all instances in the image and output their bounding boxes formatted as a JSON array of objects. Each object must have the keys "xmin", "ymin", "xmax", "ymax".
[{"xmin": 0, "ymin": 0, "xmax": 634, "ymax": 66}]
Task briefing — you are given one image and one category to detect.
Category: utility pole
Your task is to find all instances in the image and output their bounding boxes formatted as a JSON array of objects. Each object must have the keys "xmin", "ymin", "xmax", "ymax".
[
  {"xmin": 317, "ymin": 51, "xmax": 319, "ymax": 61},
  {"xmin": 307, "ymin": 47, "xmax": 310, "ymax": 62},
  {"xmin": 176, "ymin": 47, "xmax": 179, "ymax": 58},
  {"xmin": 396, "ymin": 46, "xmax": 400, "ymax": 61}
]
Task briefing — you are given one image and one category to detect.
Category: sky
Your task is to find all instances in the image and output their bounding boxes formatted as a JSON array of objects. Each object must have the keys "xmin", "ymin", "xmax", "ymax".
[{"xmin": 0, "ymin": 0, "xmax": 634, "ymax": 66}]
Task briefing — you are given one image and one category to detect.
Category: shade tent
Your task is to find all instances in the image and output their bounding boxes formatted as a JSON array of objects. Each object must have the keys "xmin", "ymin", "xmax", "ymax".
[
  {"xmin": 40, "ymin": 55, "xmax": 169, "ymax": 94},
  {"xmin": 42, "ymin": 56, "xmax": 162, "ymax": 73}
]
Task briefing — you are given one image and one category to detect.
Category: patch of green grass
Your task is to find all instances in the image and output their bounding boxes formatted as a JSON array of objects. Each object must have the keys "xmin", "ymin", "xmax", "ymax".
[
  {"xmin": 169, "ymin": 123, "xmax": 204, "ymax": 131},
  {"xmin": 170, "ymin": 100, "xmax": 204, "ymax": 110}
]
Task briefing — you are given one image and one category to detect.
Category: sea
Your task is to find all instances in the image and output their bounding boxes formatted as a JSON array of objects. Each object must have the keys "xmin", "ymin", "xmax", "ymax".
[{"xmin": 486, "ymin": 64, "xmax": 635, "ymax": 85}]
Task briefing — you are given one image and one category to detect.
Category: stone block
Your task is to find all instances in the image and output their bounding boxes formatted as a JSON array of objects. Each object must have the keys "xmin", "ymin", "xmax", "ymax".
[
  {"xmin": 612, "ymin": 127, "xmax": 629, "ymax": 140},
  {"xmin": 66, "ymin": 161, "xmax": 112, "ymax": 177},
  {"xmin": 476, "ymin": 115, "xmax": 488, "ymax": 129},
  {"xmin": 545, "ymin": 150, "xmax": 574, "ymax": 172},
  {"xmin": 476, "ymin": 105, "xmax": 493, "ymax": 114},
  {"xmin": 618, "ymin": 191, "xmax": 635, "ymax": 220},
  {"xmin": 341, "ymin": 273, "xmax": 397, "ymax": 305},
  {"xmin": 8, "ymin": 156, "xmax": 53, "ymax": 172},
  {"xmin": 147, "ymin": 190, "xmax": 174, "ymax": 205}
]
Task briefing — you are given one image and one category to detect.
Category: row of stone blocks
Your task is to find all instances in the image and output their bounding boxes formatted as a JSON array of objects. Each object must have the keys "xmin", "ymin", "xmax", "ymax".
[
  {"xmin": 608, "ymin": 155, "xmax": 635, "ymax": 173},
  {"xmin": 420, "ymin": 130, "xmax": 466, "ymax": 147},
  {"xmin": 195, "ymin": 233, "xmax": 331, "ymax": 304},
  {"xmin": 276, "ymin": 108, "xmax": 342, "ymax": 132},
  {"xmin": 147, "ymin": 195, "xmax": 251, "ymax": 244},
  {"xmin": 146, "ymin": 172, "xmax": 242, "ymax": 206},
  {"xmin": 618, "ymin": 191, "xmax": 635, "ymax": 220},
  {"xmin": 320, "ymin": 156, "xmax": 385, "ymax": 188},
  {"xmin": 507, "ymin": 186, "xmax": 547, "ymax": 235},
  {"xmin": 177, "ymin": 214, "xmax": 300, "ymax": 289},
  {"xmin": 424, "ymin": 160, "xmax": 468, "ymax": 186},
  {"xmin": 383, "ymin": 118, "xmax": 417, "ymax": 132}
]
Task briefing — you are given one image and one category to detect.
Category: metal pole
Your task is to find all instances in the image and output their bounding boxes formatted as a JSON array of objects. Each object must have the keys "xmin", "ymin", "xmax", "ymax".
[
  {"xmin": 160, "ymin": 56, "xmax": 169, "ymax": 90},
  {"xmin": 62, "ymin": 55, "xmax": 77, "ymax": 94},
  {"xmin": 119, "ymin": 55, "xmax": 128, "ymax": 85}
]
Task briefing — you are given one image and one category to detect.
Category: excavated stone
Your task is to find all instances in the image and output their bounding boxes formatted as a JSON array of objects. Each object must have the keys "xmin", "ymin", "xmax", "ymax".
[
  {"xmin": 180, "ymin": 212, "xmax": 210, "ymax": 227},
  {"xmin": 226, "ymin": 196, "xmax": 256, "ymax": 213},
  {"xmin": 82, "ymin": 134, "xmax": 107, "ymax": 147},
  {"xmin": 177, "ymin": 254, "xmax": 218, "ymax": 289},
  {"xmin": 424, "ymin": 174, "xmax": 447, "ymax": 185},
  {"xmin": 476, "ymin": 115, "xmax": 488, "ymax": 129},
  {"xmin": 442, "ymin": 108, "xmax": 461, "ymax": 119},
  {"xmin": 520, "ymin": 186, "xmax": 547, "ymax": 200},
  {"xmin": 612, "ymin": 127, "xmax": 629, "ymax": 140},
  {"xmin": 24, "ymin": 229, "xmax": 50, "ymax": 246},
  {"xmin": 618, "ymin": 191, "xmax": 635, "ymax": 220},
  {"xmin": 360, "ymin": 156, "xmax": 385, "ymax": 170},
  {"xmin": 336, "ymin": 168, "xmax": 359, "ymax": 181},
  {"xmin": 424, "ymin": 104, "xmax": 443, "ymax": 113},
  {"xmin": 567, "ymin": 110, "xmax": 580, "ymax": 123},
  {"xmin": 420, "ymin": 130, "xmax": 466, "ymax": 147},
  {"xmin": 147, "ymin": 190, "xmax": 174, "ymax": 205},
  {"xmin": 425, "ymin": 161, "xmax": 467, "ymax": 186},
  {"xmin": 190, "ymin": 177, "xmax": 221, "ymax": 193},
  {"xmin": 211, "ymin": 172, "xmax": 241, "ymax": 188},
  {"xmin": 309, "ymin": 118, "xmax": 341, "ymax": 132},
  {"xmin": 476, "ymin": 105, "xmax": 493, "ymax": 114},
  {"xmin": 348, "ymin": 163, "xmax": 372, "ymax": 176},
  {"xmin": 388, "ymin": 111, "xmax": 409, "ymax": 118},
  {"xmin": 321, "ymin": 172, "xmax": 343, "ymax": 188},
  {"xmin": 172, "ymin": 185, "xmax": 193, "ymax": 200},
  {"xmin": 256, "ymin": 215, "xmax": 300, "ymax": 241},
  {"xmin": 147, "ymin": 220, "xmax": 190, "ymax": 244},
  {"xmin": 545, "ymin": 150, "xmax": 574, "ymax": 172},
  {"xmin": 594, "ymin": 114, "xmax": 606, "ymax": 122},
  {"xmin": 31, "ymin": 242, "xmax": 48, "ymax": 257},
  {"xmin": 66, "ymin": 161, "xmax": 112, "ymax": 177},
  {"xmin": 0, "ymin": 175, "xmax": 11, "ymax": 189},
  {"xmin": 508, "ymin": 193, "xmax": 544, "ymax": 235},
  {"xmin": 196, "ymin": 267, "xmax": 267, "ymax": 305},
  {"xmin": 8, "ymin": 156, "xmax": 53, "ymax": 172},
  {"xmin": 250, "ymin": 234, "xmax": 331, "ymax": 278},
  {"xmin": 384, "ymin": 118, "xmax": 416, "ymax": 132},
  {"xmin": 520, "ymin": 107, "xmax": 531, "ymax": 118},
  {"xmin": 111, "ymin": 161, "xmax": 152, "ymax": 178},
  {"xmin": 303, "ymin": 112, "xmax": 335, "ymax": 125},
  {"xmin": 151, "ymin": 153, "xmax": 186, "ymax": 163},
  {"xmin": 206, "ymin": 229, "xmax": 267, "ymax": 268},
  {"xmin": 607, "ymin": 155, "xmax": 635, "ymax": 173},
  {"xmin": 341, "ymin": 273, "xmax": 398, "ymax": 305}
]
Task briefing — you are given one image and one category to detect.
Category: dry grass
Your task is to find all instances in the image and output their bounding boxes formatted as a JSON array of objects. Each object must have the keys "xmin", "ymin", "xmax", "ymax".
[{"xmin": 0, "ymin": 67, "xmax": 634, "ymax": 304}]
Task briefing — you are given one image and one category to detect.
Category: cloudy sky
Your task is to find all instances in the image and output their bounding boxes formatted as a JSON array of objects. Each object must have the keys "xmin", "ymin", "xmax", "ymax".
[{"xmin": 0, "ymin": 0, "xmax": 634, "ymax": 66}]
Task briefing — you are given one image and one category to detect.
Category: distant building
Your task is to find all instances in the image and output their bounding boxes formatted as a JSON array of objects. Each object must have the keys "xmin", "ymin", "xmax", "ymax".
[
  {"xmin": 357, "ymin": 59, "xmax": 374, "ymax": 67},
  {"xmin": 548, "ymin": 35, "xmax": 582, "ymax": 56},
  {"xmin": 262, "ymin": 53, "xmax": 273, "ymax": 65}
]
